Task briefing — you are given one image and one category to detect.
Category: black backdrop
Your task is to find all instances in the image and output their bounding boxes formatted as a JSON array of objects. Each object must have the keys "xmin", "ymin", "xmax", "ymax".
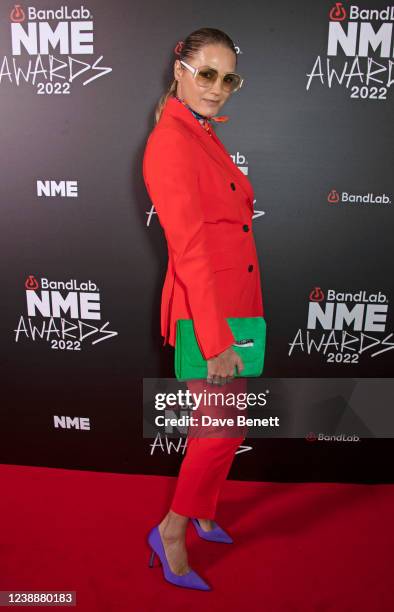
[{"xmin": 1, "ymin": 0, "xmax": 393, "ymax": 482}]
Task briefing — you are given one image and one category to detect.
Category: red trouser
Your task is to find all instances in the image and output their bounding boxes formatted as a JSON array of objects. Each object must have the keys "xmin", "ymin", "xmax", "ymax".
[{"xmin": 170, "ymin": 377, "xmax": 248, "ymax": 520}]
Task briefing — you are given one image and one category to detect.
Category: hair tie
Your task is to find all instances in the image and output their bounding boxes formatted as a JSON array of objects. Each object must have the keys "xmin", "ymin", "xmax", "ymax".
[{"xmin": 174, "ymin": 40, "xmax": 185, "ymax": 56}]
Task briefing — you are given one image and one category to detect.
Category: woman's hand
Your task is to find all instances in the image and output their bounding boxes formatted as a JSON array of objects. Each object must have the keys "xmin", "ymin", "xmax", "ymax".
[{"xmin": 207, "ymin": 346, "xmax": 244, "ymax": 385}]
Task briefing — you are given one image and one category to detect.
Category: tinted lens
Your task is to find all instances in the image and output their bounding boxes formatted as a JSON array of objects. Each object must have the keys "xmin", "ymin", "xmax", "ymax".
[
  {"xmin": 223, "ymin": 73, "xmax": 241, "ymax": 92},
  {"xmin": 196, "ymin": 68, "xmax": 219, "ymax": 88},
  {"xmin": 195, "ymin": 67, "xmax": 242, "ymax": 92}
]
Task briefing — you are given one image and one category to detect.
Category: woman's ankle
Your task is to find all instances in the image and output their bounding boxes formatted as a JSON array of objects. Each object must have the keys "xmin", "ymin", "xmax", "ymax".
[{"xmin": 159, "ymin": 510, "xmax": 188, "ymax": 539}]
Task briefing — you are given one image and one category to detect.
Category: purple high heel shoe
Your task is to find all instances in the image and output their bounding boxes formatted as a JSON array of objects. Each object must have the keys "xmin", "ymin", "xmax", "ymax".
[
  {"xmin": 191, "ymin": 518, "xmax": 234, "ymax": 544},
  {"xmin": 147, "ymin": 525, "xmax": 211, "ymax": 591}
]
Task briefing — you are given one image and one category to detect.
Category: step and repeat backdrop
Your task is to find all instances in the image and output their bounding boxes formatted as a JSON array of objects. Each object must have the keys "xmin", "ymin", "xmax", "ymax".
[{"xmin": 1, "ymin": 0, "xmax": 393, "ymax": 482}]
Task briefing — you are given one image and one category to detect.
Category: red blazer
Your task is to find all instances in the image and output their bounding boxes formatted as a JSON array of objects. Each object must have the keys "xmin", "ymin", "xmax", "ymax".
[{"xmin": 143, "ymin": 95, "xmax": 264, "ymax": 361}]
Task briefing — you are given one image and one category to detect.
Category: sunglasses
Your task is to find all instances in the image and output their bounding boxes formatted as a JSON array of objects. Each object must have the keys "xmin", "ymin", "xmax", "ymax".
[{"xmin": 179, "ymin": 59, "xmax": 244, "ymax": 93}]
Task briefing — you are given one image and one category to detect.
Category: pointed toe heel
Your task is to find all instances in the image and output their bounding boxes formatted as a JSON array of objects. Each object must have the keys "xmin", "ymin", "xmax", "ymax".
[
  {"xmin": 147, "ymin": 525, "xmax": 211, "ymax": 591},
  {"xmin": 191, "ymin": 518, "xmax": 233, "ymax": 544}
]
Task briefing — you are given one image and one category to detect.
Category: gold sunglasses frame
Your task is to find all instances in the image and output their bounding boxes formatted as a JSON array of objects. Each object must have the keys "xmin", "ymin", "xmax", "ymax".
[{"xmin": 179, "ymin": 59, "xmax": 244, "ymax": 93}]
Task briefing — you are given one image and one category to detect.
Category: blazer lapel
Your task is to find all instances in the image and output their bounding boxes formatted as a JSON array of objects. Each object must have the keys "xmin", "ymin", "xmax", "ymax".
[{"xmin": 161, "ymin": 97, "xmax": 254, "ymax": 213}]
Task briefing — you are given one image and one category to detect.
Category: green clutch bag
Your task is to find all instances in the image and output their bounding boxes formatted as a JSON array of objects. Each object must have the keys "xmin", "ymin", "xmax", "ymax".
[{"xmin": 175, "ymin": 316, "xmax": 266, "ymax": 381}]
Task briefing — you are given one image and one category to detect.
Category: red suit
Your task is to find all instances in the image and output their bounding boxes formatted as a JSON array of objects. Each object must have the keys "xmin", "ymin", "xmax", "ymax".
[
  {"xmin": 143, "ymin": 96, "xmax": 264, "ymax": 518},
  {"xmin": 143, "ymin": 95, "xmax": 264, "ymax": 361}
]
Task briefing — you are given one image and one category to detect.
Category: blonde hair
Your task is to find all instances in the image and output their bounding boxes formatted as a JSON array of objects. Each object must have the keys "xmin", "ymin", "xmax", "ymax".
[{"xmin": 154, "ymin": 27, "xmax": 237, "ymax": 125}]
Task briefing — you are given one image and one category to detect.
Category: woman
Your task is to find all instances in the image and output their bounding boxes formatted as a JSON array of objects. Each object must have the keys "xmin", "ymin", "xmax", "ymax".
[{"xmin": 143, "ymin": 28, "xmax": 264, "ymax": 591}]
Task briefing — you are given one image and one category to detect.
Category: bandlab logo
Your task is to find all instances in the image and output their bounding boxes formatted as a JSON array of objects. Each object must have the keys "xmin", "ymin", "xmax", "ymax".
[
  {"xmin": 288, "ymin": 286, "xmax": 394, "ymax": 363},
  {"xmin": 328, "ymin": 189, "xmax": 340, "ymax": 203},
  {"xmin": 305, "ymin": 431, "xmax": 360, "ymax": 442},
  {"xmin": 327, "ymin": 188, "xmax": 391, "ymax": 205},
  {"xmin": 329, "ymin": 3, "xmax": 347, "ymax": 21},
  {"xmin": 14, "ymin": 275, "xmax": 118, "ymax": 349},
  {"xmin": 306, "ymin": 2, "xmax": 394, "ymax": 100},
  {"xmin": 230, "ymin": 151, "xmax": 249, "ymax": 175},
  {"xmin": 1, "ymin": 4, "xmax": 112, "ymax": 91},
  {"xmin": 10, "ymin": 4, "xmax": 24, "ymax": 22}
]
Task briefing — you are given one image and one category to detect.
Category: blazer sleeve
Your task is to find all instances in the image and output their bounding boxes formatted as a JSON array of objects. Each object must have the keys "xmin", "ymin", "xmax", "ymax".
[{"xmin": 143, "ymin": 126, "xmax": 235, "ymax": 360}]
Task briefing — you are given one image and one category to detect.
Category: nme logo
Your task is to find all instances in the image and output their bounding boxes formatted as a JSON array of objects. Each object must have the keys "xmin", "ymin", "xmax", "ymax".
[
  {"xmin": 14, "ymin": 274, "xmax": 118, "ymax": 349},
  {"xmin": 25, "ymin": 275, "xmax": 100, "ymax": 320},
  {"xmin": 54, "ymin": 415, "xmax": 91, "ymax": 430},
  {"xmin": 37, "ymin": 180, "xmax": 78, "ymax": 197},
  {"xmin": 3, "ymin": 4, "xmax": 112, "ymax": 90},
  {"xmin": 10, "ymin": 3, "xmax": 93, "ymax": 55},
  {"xmin": 307, "ymin": 286, "xmax": 388, "ymax": 332},
  {"xmin": 306, "ymin": 2, "xmax": 394, "ymax": 99},
  {"xmin": 288, "ymin": 286, "xmax": 393, "ymax": 362},
  {"xmin": 328, "ymin": 2, "xmax": 394, "ymax": 55}
]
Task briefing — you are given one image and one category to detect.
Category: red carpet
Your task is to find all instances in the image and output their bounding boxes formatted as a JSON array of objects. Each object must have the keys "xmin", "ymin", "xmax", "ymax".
[{"xmin": 1, "ymin": 464, "xmax": 393, "ymax": 611}]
